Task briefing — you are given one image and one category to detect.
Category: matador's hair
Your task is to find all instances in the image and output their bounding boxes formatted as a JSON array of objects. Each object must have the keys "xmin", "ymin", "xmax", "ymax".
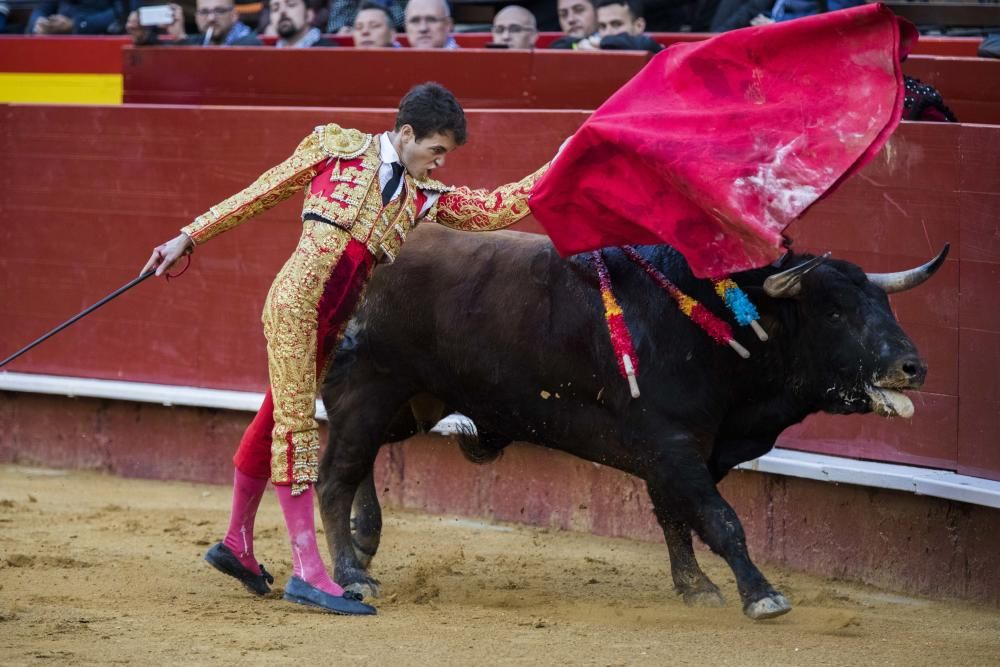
[{"xmin": 395, "ymin": 82, "xmax": 467, "ymax": 146}]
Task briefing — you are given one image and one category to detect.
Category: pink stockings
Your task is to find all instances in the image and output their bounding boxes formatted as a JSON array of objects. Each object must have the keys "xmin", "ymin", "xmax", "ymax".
[
  {"xmin": 275, "ymin": 485, "xmax": 344, "ymax": 596},
  {"xmin": 223, "ymin": 470, "xmax": 343, "ymax": 596}
]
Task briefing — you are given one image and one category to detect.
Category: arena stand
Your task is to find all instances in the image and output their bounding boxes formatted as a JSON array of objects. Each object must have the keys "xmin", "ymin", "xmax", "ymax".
[{"xmin": 1, "ymin": 34, "xmax": 999, "ymax": 605}]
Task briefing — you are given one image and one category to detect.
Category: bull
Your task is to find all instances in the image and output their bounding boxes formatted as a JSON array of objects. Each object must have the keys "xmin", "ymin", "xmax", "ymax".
[{"xmin": 316, "ymin": 224, "xmax": 947, "ymax": 620}]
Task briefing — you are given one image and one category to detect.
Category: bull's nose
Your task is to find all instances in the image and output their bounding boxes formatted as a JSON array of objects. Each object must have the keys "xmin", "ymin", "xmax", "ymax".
[{"xmin": 893, "ymin": 354, "xmax": 928, "ymax": 386}]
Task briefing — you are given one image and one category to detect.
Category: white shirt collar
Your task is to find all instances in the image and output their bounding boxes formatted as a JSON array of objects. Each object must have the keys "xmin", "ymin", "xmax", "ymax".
[{"xmin": 379, "ymin": 132, "xmax": 400, "ymax": 166}]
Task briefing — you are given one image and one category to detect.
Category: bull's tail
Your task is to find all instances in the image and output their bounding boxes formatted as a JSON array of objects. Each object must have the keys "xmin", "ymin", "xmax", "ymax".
[{"xmin": 455, "ymin": 423, "xmax": 505, "ymax": 465}]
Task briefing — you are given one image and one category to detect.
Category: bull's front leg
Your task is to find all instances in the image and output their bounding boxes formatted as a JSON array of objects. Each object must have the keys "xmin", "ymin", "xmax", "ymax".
[
  {"xmin": 646, "ymin": 444, "xmax": 791, "ymax": 620},
  {"xmin": 647, "ymin": 491, "xmax": 725, "ymax": 607}
]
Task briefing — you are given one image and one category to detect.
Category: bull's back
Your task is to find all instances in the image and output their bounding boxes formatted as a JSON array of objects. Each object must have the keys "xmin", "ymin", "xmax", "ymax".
[{"xmin": 353, "ymin": 225, "xmax": 604, "ymax": 390}]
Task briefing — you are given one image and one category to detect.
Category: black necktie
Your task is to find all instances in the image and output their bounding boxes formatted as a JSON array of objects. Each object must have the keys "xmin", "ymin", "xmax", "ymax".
[{"xmin": 381, "ymin": 162, "xmax": 404, "ymax": 206}]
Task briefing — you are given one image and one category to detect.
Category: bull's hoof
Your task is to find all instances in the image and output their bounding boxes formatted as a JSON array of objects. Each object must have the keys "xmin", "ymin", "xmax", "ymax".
[
  {"xmin": 682, "ymin": 587, "xmax": 726, "ymax": 608},
  {"xmin": 336, "ymin": 567, "xmax": 381, "ymax": 599},
  {"xmin": 743, "ymin": 594, "xmax": 792, "ymax": 620},
  {"xmin": 344, "ymin": 580, "xmax": 380, "ymax": 599}
]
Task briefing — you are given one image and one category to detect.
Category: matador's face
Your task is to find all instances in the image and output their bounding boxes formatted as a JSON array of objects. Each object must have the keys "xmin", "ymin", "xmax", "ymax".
[{"xmin": 397, "ymin": 127, "xmax": 458, "ymax": 181}]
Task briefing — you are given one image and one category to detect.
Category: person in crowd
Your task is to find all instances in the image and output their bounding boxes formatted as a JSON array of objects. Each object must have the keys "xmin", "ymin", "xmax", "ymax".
[
  {"xmin": 126, "ymin": 0, "xmax": 260, "ymax": 44},
  {"xmin": 404, "ymin": 0, "xmax": 457, "ymax": 49},
  {"xmin": 707, "ymin": 0, "xmax": 774, "ymax": 32},
  {"xmin": 490, "ymin": 4, "xmax": 538, "ymax": 49},
  {"xmin": 770, "ymin": 0, "xmax": 862, "ymax": 23},
  {"xmin": 593, "ymin": 0, "xmax": 661, "ymax": 51},
  {"xmin": 0, "ymin": 2, "xmax": 10, "ymax": 31},
  {"xmin": 257, "ymin": 0, "xmax": 327, "ymax": 35},
  {"xmin": 327, "ymin": 0, "xmax": 402, "ymax": 33},
  {"xmin": 28, "ymin": 0, "xmax": 124, "ymax": 34},
  {"xmin": 549, "ymin": 0, "xmax": 597, "ymax": 48},
  {"xmin": 351, "ymin": 0, "xmax": 398, "ymax": 47},
  {"xmin": 269, "ymin": 0, "xmax": 334, "ymax": 46},
  {"xmin": 142, "ymin": 82, "xmax": 553, "ymax": 616}
]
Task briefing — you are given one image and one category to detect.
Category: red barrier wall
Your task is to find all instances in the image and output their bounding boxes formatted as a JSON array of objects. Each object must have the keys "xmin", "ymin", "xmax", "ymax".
[
  {"xmin": 1, "ymin": 104, "xmax": 998, "ymax": 482},
  {"xmin": 118, "ymin": 47, "xmax": 1000, "ymax": 124},
  {"xmin": 120, "ymin": 46, "xmax": 651, "ymax": 108}
]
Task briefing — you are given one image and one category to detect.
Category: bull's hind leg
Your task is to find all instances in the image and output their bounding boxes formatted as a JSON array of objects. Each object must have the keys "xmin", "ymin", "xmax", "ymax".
[
  {"xmin": 350, "ymin": 470, "xmax": 381, "ymax": 570},
  {"xmin": 648, "ymin": 495, "xmax": 725, "ymax": 607},
  {"xmin": 317, "ymin": 379, "xmax": 417, "ymax": 599},
  {"xmin": 647, "ymin": 445, "xmax": 790, "ymax": 620}
]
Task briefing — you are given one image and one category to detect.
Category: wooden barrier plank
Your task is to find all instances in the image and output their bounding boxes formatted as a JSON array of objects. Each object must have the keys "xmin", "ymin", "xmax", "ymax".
[
  {"xmin": 0, "ymin": 35, "xmax": 129, "ymax": 74},
  {"xmin": 903, "ymin": 55, "xmax": 1000, "ymax": 125},
  {"xmin": 121, "ymin": 46, "xmax": 650, "ymax": 108}
]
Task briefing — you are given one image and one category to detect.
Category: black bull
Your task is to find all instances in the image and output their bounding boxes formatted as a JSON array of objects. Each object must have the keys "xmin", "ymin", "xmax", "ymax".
[{"xmin": 316, "ymin": 225, "xmax": 947, "ymax": 620}]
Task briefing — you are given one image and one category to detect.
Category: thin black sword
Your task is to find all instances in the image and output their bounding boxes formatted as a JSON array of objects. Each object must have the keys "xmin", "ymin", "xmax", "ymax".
[{"xmin": 0, "ymin": 270, "xmax": 155, "ymax": 369}]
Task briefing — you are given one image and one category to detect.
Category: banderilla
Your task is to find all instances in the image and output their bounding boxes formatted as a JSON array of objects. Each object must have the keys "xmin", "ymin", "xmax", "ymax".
[{"xmin": 0, "ymin": 270, "xmax": 155, "ymax": 369}]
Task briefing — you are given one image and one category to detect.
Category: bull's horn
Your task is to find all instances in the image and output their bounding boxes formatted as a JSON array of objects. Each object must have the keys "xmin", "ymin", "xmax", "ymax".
[
  {"xmin": 763, "ymin": 252, "xmax": 831, "ymax": 298},
  {"xmin": 866, "ymin": 244, "xmax": 950, "ymax": 294}
]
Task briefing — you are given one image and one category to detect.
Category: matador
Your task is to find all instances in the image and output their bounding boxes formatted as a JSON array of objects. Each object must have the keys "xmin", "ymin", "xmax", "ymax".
[{"xmin": 143, "ymin": 83, "xmax": 550, "ymax": 615}]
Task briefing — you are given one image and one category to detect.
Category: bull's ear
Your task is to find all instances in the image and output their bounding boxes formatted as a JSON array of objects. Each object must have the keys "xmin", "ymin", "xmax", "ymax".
[{"xmin": 763, "ymin": 252, "xmax": 831, "ymax": 298}]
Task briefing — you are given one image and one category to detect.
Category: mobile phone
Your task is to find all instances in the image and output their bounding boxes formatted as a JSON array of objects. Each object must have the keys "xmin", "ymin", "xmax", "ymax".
[
  {"xmin": 138, "ymin": 5, "xmax": 175, "ymax": 27},
  {"xmin": 484, "ymin": 42, "xmax": 509, "ymax": 49}
]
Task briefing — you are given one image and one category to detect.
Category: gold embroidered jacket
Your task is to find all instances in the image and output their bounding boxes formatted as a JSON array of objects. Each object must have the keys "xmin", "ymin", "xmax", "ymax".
[{"xmin": 181, "ymin": 124, "xmax": 548, "ymax": 262}]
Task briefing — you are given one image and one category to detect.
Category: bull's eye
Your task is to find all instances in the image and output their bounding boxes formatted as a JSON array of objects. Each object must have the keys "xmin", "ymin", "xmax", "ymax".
[{"xmin": 826, "ymin": 310, "xmax": 843, "ymax": 324}]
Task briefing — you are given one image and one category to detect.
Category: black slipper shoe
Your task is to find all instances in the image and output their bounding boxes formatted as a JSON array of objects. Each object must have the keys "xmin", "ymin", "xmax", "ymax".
[
  {"xmin": 204, "ymin": 542, "xmax": 274, "ymax": 596},
  {"xmin": 283, "ymin": 576, "xmax": 377, "ymax": 615}
]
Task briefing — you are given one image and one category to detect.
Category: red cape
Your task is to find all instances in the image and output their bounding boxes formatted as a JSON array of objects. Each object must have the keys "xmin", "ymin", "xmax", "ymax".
[{"xmin": 530, "ymin": 4, "xmax": 917, "ymax": 278}]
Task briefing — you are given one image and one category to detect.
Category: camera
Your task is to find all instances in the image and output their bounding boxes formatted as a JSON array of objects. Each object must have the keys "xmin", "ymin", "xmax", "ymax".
[{"xmin": 138, "ymin": 5, "xmax": 175, "ymax": 27}]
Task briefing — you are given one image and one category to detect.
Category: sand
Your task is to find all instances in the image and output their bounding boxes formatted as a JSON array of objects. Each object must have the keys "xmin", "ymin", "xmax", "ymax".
[{"xmin": 1, "ymin": 464, "xmax": 998, "ymax": 666}]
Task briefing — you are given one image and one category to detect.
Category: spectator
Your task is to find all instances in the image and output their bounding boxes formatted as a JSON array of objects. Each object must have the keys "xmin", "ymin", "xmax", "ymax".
[
  {"xmin": 257, "ymin": 0, "xmax": 327, "ymax": 35},
  {"xmin": 327, "ymin": 0, "xmax": 403, "ymax": 33},
  {"xmin": 550, "ymin": 0, "xmax": 597, "ymax": 48},
  {"xmin": 490, "ymin": 4, "xmax": 537, "ymax": 49},
  {"xmin": 593, "ymin": 0, "xmax": 661, "ymax": 51},
  {"xmin": 0, "ymin": 2, "xmax": 9, "ymax": 31},
  {"xmin": 771, "ymin": 0, "xmax": 862, "ymax": 23},
  {"xmin": 351, "ymin": 0, "xmax": 398, "ymax": 47},
  {"xmin": 28, "ymin": 0, "xmax": 124, "ymax": 34},
  {"xmin": 126, "ymin": 0, "xmax": 260, "ymax": 44},
  {"xmin": 270, "ymin": 0, "xmax": 333, "ymax": 45},
  {"xmin": 708, "ymin": 0, "xmax": 774, "ymax": 32},
  {"xmin": 404, "ymin": 0, "xmax": 457, "ymax": 49}
]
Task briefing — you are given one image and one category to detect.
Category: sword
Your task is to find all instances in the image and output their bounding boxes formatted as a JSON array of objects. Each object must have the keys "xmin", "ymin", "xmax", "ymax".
[{"xmin": 0, "ymin": 270, "xmax": 155, "ymax": 369}]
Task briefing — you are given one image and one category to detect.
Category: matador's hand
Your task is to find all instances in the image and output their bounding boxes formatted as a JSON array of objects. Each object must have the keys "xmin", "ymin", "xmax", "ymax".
[{"xmin": 142, "ymin": 233, "xmax": 194, "ymax": 277}]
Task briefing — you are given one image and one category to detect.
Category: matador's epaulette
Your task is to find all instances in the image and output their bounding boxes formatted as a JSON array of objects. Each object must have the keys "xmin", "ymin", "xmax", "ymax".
[{"xmin": 316, "ymin": 123, "xmax": 373, "ymax": 160}]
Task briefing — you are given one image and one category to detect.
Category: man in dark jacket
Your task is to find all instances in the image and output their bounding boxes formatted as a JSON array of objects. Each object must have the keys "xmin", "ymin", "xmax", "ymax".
[
  {"xmin": 126, "ymin": 0, "xmax": 260, "ymax": 44},
  {"xmin": 29, "ymin": 0, "xmax": 124, "ymax": 34}
]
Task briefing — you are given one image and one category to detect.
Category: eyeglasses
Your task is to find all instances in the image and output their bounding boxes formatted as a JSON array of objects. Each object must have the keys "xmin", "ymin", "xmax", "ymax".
[
  {"xmin": 492, "ymin": 24, "xmax": 533, "ymax": 35},
  {"xmin": 196, "ymin": 6, "xmax": 233, "ymax": 16},
  {"xmin": 406, "ymin": 15, "xmax": 446, "ymax": 26}
]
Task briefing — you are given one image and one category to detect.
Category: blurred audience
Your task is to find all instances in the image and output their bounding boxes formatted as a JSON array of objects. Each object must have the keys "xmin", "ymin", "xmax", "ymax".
[
  {"xmin": 257, "ymin": 0, "xmax": 327, "ymax": 35},
  {"xmin": 770, "ymin": 0, "xmax": 861, "ymax": 23},
  {"xmin": 550, "ymin": 0, "xmax": 597, "ymax": 48},
  {"xmin": 270, "ymin": 0, "xmax": 334, "ymax": 45},
  {"xmin": 328, "ymin": 0, "xmax": 402, "ymax": 33},
  {"xmin": 708, "ymin": 0, "xmax": 773, "ymax": 32},
  {"xmin": 351, "ymin": 0, "xmax": 398, "ymax": 46},
  {"xmin": 126, "ymin": 0, "xmax": 260, "ymax": 44},
  {"xmin": 28, "ymin": 0, "xmax": 124, "ymax": 34},
  {"xmin": 490, "ymin": 5, "xmax": 537, "ymax": 49},
  {"xmin": 594, "ymin": 0, "xmax": 662, "ymax": 51},
  {"xmin": 0, "ymin": 2, "xmax": 9, "ymax": 31},
  {"xmin": 405, "ymin": 0, "xmax": 456, "ymax": 49}
]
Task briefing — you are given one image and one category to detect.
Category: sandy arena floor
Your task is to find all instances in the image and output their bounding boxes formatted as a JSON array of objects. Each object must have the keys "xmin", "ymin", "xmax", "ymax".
[{"xmin": 0, "ymin": 464, "xmax": 998, "ymax": 666}]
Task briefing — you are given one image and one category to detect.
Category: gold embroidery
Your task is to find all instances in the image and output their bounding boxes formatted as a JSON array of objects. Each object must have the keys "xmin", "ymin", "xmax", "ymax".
[
  {"xmin": 431, "ymin": 162, "xmax": 549, "ymax": 232},
  {"xmin": 320, "ymin": 124, "xmax": 371, "ymax": 158},
  {"xmin": 262, "ymin": 221, "xmax": 353, "ymax": 490},
  {"xmin": 181, "ymin": 126, "xmax": 375, "ymax": 245}
]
